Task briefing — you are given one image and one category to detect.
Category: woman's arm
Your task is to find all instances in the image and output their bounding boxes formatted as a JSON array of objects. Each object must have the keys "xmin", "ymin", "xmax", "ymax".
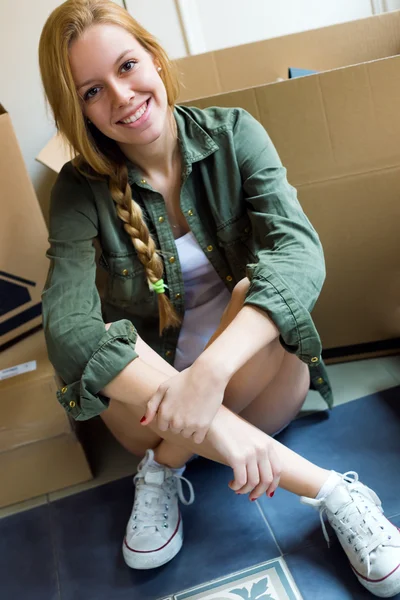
[
  {"xmin": 44, "ymin": 162, "xmax": 138, "ymax": 421},
  {"xmin": 193, "ymin": 303, "xmax": 279, "ymax": 383}
]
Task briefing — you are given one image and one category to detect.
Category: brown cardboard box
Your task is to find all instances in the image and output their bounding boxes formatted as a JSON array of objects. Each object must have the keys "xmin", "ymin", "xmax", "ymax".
[
  {"xmin": 0, "ymin": 105, "xmax": 50, "ymax": 351},
  {"xmin": 37, "ymin": 11, "xmax": 400, "ymax": 360},
  {"xmin": 0, "ymin": 329, "xmax": 92, "ymax": 508},
  {"xmin": 0, "ymin": 434, "xmax": 91, "ymax": 508}
]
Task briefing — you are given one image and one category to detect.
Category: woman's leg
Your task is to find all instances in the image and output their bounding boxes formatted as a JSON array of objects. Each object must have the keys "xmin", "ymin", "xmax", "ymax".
[
  {"xmin": 206, "ymin": 278, "xmax": 310, "ymax": 434},
  {"xmin": 101, "ymin": 334, "xmax": 329, "ymax": 500}
]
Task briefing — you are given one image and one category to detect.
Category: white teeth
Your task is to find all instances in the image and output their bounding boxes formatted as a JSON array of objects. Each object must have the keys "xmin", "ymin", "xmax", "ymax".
[{"xmin": 120, "ymin": 102, "xmax": 147, "ymax": 124}]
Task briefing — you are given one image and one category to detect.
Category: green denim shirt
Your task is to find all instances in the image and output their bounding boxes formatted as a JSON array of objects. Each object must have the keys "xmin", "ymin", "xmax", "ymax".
[{"xmin": 42, "ymin": 105, "xmax": 333, "ymax": 421}]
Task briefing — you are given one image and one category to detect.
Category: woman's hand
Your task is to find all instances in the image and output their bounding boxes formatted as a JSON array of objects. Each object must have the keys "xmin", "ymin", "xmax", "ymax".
[
  {"xmin": 207, "ymin": 405, "xmax": 282, "ymax": 500},
  {"xmin": 141, "ymin": 364, "xmax": 227, "ymax": 444}
]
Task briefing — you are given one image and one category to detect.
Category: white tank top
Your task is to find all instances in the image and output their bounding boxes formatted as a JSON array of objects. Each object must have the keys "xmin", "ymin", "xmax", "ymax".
[{"xmin": 173, "ymin": 231, "xmax": 231, "ymax": 371}]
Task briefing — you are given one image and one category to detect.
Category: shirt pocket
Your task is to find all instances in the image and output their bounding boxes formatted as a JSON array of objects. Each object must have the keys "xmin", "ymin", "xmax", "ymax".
[
  {"xmin": 99, "ymin": 253, "xmax": 157, "ymax": 315},
  {"xmin": 216, "ymin": 213, "xmax": 257, "ymax": 280}
]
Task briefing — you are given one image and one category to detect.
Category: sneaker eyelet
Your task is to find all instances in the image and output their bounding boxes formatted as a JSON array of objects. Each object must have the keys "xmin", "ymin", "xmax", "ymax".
[
  {"xmin": 165, "ymin": 504, "xmax": 169, "ymax": 510},
  {"xmin": 388, "ymin": 536, "xmax": 392, "ymax": 540},
  {"xmin": 164, "ymin": 513, "xmax": 168, "ymax": 519},
  {"xmin": 163, "ymin": 523, "xmax": 168, "ymax": 528}
]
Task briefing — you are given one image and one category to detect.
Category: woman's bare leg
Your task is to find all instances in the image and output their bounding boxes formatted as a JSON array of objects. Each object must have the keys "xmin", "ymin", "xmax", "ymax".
[
  {"xmin": 101, "ymin": 336, "xmax": 329, "ymax": 500},
  {"xmin": 101, "ymin": 277, "xmax": 328, "ymax": 499}
]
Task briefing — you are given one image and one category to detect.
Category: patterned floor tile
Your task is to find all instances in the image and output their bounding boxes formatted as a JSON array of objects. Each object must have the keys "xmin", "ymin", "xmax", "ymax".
[{"xmin": 174, "ymin": 558, "xmax": 302, "ymax": 599}]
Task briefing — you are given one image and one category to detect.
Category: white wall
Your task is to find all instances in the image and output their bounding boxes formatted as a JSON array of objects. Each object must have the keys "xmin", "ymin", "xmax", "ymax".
[
  {"xmin": 125, "ymin": 0, "xmax": 188, "ymax": 59},
  {"xmin": 181, "ymin": 0, "xmax": 374, "ymax": 54}
]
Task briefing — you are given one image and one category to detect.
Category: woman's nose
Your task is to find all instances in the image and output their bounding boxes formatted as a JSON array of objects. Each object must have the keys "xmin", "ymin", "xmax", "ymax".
[{"xmin": 110, "ymin": 81, "xmax": 135, "ymax": 106}]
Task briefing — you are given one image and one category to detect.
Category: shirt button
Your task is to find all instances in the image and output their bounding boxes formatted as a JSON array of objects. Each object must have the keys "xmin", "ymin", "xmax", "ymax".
[
  {"xmin": 61, "ymin": 386, "xmax": 68, "ymax": 394},
  {"xmin": 175, "ymin": 292, "xmax": 181, "ymax": 299},
  {"xmin": 122, "ymin": 269, "xmax": 129, "ymax": 276},
  {"xmin": 244, "ymin": 227, "xmax": 250, "ymax": 233},
  {"xmin": 140, "ymin": 179, "xmax": 147, "ymax": 184},
  {"xmin": 316, "ymin": 377, "xmax": 324, "ymax": 384},
  {"xmin": 165, "ymin": 350, "xmax": 172, "ymax": 357},
  {"xmin": 226, "ymin": 275, "xmax": 233, "ymax": 282},
  {"xmin": 169, "ymin": 257, "xmax": 175, "ymax": 264},
  {"xmin": 207, "ymin": 245, "xmax": 213, "ymax": 252},
  {"xmin": 158, "ymin": 216, "xmax": 165, "ymax": 223},
  {"xmin": 310, "ymin": 356, "xmax": 319, "ymax": 363},
  {"xmin": 69, "ymin": 400, "xmax": 76, "ymax": 408},
  {"xmin": 187, "ymin": 209, "xmax": 194, "ymax": 216}
]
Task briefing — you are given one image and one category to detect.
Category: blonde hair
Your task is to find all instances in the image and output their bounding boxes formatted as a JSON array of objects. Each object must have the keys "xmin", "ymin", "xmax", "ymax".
[{"xmin": 39, "ymin": 0, "xmax": 181, "ymax": 333}]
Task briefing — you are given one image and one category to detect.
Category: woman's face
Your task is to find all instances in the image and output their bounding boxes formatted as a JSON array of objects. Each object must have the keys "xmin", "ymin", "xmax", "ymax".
[{"xmin": 69, "ymin": 23, "xmax": 169, "ymax": 148}]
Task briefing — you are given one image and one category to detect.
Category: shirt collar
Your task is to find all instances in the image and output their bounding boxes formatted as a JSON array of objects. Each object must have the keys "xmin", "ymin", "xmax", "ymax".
[{"xmin": 126, "ymin": 105, "xmax": 219, "ymax": 185}]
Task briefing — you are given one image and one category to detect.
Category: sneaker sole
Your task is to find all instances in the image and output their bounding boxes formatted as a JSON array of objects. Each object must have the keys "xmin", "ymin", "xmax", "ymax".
[{"xmin": 122, "ymin": 518, "xmax": 183, "ymax": 570}]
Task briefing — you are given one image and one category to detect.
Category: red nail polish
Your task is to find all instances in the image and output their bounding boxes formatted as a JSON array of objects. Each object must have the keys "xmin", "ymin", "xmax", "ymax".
[
  {"xmin": 251, "ymin": 498, "xmax": 256, "ymax": 502},
  {"xmin": 269, "ymin": 491, "xmax": 275, "ymax": 498},
  {"xmin": 140, "ymin": 416, "xmax": 146, "ymax": 423}
]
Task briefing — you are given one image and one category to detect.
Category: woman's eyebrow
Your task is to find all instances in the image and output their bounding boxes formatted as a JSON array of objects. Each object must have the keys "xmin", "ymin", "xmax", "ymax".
[{"xmin": 76, "ymin": 48, "xmax": 135, "ymax": 90}]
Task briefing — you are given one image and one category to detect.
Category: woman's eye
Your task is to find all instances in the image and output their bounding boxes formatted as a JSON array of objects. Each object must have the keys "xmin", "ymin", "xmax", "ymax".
[
  {"xmin": 84, "ymin": 87, "xmax": 100, "ymax": 101},
  {"xmin": 83, "ymin": 60, "xmax": 137, "ymax": 101},
  {"xmin": 121, "ymin": 59, "xmax": 138, "ymax": 73}
]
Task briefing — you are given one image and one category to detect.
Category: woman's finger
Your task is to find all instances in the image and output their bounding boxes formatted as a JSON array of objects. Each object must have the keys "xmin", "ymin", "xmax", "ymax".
[
  {"xmin": 235, "ymin": 456, "xmax": 260, "ymax": 496},
  {"xmin": 228, "ymin": 459, "xmax": 248, "ymax": 493},
  {"xmin": 142, "ymin": 388, "xmax": 164, "ymax": 425},
  {"xmin": 265, "ymin": 446, "xmax": 282, "ymax": 498},
  {"xmin": 156, "ymin": 409, "xmax": 171, "ymax": 432},
  {"xmin": 192, "ymin": 427, "xmax": 208, "ymax": 445},
  {"xmin": 180, "ymin": 427, "xmax": 197, "ymax": 440},
  {"xmin": 249, "ymin": 451, "xmax": 273, "ymax": 500}
]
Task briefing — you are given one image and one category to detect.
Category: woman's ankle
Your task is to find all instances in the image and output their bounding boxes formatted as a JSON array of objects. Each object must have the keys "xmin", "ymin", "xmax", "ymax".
[{"xmin": 153, "ymin": 441, "xmax": 193, "ymax": 469}]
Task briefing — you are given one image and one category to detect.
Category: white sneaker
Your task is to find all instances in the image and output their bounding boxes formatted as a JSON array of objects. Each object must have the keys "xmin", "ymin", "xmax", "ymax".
[
  {"xmin": 122, "ymin": 449, "xmax": 195, "ymax": 570},
  {"xmin": 301, "ymin": 472, "xmax": 400, "ymax": 598}
]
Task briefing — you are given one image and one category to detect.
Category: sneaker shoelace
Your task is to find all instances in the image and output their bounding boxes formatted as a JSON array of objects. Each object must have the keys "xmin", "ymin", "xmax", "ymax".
[
  {"xmin": 131, "ymin": 468, "xmax": 195, "ymax": 535},
  {"xmin": 301, "ymin": 471, "xmax": 393, "ymax": 576}
]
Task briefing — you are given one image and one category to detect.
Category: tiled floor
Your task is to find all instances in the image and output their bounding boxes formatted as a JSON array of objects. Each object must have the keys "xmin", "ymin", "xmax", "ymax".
[{"xmin": 1, "ymin": 355, "xmax": 400, "ymax": 599}]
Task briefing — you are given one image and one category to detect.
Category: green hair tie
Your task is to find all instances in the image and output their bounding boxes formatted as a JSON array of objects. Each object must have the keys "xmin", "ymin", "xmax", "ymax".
[{"xmin": 151, "ymin": 279, "xmax": 168, "ymax": 294}]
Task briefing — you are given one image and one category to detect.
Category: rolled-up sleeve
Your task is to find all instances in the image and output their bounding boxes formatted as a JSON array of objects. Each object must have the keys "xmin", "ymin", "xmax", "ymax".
[
  {"xmin": 42, "ymin": 162, "xmax": 138, "ymax": 420},
  {"xmin": 234, "ymin": 110, "xmax": 326, "ymax": 359}
]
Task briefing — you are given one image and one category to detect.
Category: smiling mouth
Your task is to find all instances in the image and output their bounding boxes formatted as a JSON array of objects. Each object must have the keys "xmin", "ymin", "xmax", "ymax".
[{"xmin": 117, "ymin": 100, "xmax": 149, "ymax": 124}]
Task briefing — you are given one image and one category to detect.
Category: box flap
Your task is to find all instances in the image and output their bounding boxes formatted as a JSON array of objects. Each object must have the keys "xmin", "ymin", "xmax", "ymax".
[
  {"xmin": 36, "ymin": 132, "xmax": 76, "ymax": 173},
  {"xmin": 176, "ymin": 10, "xmax": 400, "ymax": 102}
]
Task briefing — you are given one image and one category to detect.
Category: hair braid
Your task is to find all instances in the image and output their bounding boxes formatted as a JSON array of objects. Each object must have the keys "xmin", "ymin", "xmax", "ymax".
[{"xmin": 108, "ymin": 163, "xmax": 181, "ymax": 334}]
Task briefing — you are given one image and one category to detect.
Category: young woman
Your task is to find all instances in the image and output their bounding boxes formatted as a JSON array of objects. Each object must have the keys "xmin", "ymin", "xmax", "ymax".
[{"xmin": 38, "ymin": 1, "xmax": 399, "ymax": 595}]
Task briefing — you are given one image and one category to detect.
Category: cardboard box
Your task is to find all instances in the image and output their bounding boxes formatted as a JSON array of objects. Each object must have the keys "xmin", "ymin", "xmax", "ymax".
[
  {"xmin": 37, "ymin": 11, "xmax": 400, "ymax": 360},
  {"xmin": 0, "ymin": 329, "xmax": 71, "ymax": 452},
  {"xmin": 0, "ymin": 105, "xmax": 50, "ymax": 351},
  {"xmin": 0, "ymin": 329, "xmax": 92, "ymax": 507},
  {"xmin": 0, "ymin": 433, "xmax": 91, "ymax": 508}
]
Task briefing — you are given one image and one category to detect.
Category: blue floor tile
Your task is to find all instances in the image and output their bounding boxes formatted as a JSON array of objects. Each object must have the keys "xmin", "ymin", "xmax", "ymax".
[
  {"xmin": 285, "ymin": 514, "xmax": 400, "ymax": 599},
  {"xmin": 0, "ymin": 505, "xmax": 59, "ymax": 600},
  {"xmin": 51, "ymin": 458, "xmax": 280, "ymax": 600},
  {"xmin": 258, "ymin": 386, "xmax": 400, "ymax": 554}
]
